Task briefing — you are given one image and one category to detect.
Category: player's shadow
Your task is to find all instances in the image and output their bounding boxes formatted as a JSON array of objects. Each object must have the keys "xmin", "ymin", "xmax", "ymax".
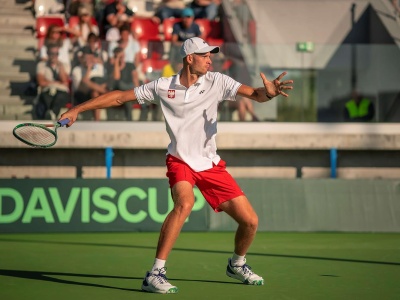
[
  {"xmin": 0, "ymin": 268, "xmax": 241, "ymax": 292},
  {"xmin": 0, "ymin": 269, "xmax": 143, "ymax": 292}
]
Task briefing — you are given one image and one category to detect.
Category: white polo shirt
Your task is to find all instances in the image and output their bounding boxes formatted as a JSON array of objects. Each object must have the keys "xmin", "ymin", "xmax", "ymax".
[{"xmin": 134, "ymin": 71, "xmax": 241, "ymax": 172}]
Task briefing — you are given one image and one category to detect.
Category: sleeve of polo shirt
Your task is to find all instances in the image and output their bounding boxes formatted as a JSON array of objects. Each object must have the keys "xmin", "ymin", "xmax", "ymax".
[
  {"xmin": 134, "ymin": 80, "xmax": 158, "ymax": 105},
  {"xmin": 219, "ymin": 73, "xmax": 241, "ymax": 101}
]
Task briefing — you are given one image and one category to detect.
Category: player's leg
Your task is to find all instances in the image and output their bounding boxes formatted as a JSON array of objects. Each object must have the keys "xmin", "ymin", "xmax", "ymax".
[
  {"xmin": 218, "ymin": 195, "xmax": 258, "ymax": 256},
  {"xmin": 142, "ymin": 181, "xmax": 194, "ymax": 294},
  {"xmin": 218, "ymin": 196, "xmax": 264, "ymax": 285},
  {"xmin": 156, "ymin": 181, "xmax": 195, "ymax": 259}
]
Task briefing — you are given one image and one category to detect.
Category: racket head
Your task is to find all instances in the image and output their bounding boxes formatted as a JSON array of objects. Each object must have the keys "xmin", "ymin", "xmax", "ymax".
[{"xmin": 13, "ymin": 122, "xmax": 58, "ymax": 148}]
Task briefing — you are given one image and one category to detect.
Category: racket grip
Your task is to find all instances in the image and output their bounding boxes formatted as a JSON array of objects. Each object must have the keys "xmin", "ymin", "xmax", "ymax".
[{"xmin": 58, "ymin": 118, "xmax": 70, "ymax": 126}]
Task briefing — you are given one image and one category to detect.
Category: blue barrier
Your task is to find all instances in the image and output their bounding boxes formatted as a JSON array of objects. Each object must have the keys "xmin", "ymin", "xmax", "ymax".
[
  {"xmin": 105, "ymin": 147, "xmax": 114, "ymax": 179},
  {"xmin": 330, "ymin": 148, "xmax": 337, "ymax": 178}
]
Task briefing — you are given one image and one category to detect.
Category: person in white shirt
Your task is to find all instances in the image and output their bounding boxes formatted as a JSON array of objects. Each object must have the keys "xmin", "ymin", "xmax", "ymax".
[{"xmin": 60, "ymin": 37, "xmax": 293, "ymax": 294}]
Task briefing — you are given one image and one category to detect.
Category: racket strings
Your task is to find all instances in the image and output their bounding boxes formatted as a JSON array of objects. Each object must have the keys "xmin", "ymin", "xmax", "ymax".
[{"xmin": 14, "ymin": 125, "xmax": 56, "ymax": 146}]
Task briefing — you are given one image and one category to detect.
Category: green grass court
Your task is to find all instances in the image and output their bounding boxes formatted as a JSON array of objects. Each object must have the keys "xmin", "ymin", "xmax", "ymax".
[{"xmin": 1, "ymin": 232, "xmax": 399, "ymax": 300}]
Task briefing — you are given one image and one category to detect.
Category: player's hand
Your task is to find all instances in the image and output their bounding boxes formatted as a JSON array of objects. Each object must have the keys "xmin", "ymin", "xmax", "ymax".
[
  {"xmin": 59, "ymin": 108, "xmax": 78, "ymax": 127},
  {"xmin": 261, "ymin": 72, "xmax": 294, "ymax": 98}
]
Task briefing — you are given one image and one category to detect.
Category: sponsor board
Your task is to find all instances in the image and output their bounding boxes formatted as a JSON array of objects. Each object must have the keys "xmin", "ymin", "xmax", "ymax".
[{"xmin": 0, "ymin": 179, "xmax": 207, "ymax": 233}]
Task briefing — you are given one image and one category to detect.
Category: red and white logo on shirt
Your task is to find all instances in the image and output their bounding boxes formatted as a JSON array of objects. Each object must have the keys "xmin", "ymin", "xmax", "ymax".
[{"xmin": 168, "ymin": 90, "xmax": 175, "ymax": 99}]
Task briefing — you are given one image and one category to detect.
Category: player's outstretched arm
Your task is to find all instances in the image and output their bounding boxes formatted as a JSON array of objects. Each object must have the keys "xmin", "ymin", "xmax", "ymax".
[
  {"xmin": 238, "ymin": 72, "xmax": 294, "ymax": 103},
  {"xmin": 59, "ymin": 90, "xmax": 138, "ymax": 127}
]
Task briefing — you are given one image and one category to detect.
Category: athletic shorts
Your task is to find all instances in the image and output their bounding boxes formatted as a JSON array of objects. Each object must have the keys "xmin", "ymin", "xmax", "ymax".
[{"xmin": 166, "ymin": 154, "xmax": 245, "ymax": 212}]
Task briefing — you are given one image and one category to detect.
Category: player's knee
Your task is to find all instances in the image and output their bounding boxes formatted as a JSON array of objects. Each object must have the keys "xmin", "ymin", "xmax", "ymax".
[
  {"xmin": 173, "ymin": 199, "xmax": 194, "ymax": 216},
  {"xmin": 242, "ymin": 214, "xmax": 258, "ymax": 232}
]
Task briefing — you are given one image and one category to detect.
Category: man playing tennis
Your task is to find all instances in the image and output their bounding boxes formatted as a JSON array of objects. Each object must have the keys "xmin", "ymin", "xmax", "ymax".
[{"xmin": 60, "ymin": 37, "xmax": 293, "ymax": 294}]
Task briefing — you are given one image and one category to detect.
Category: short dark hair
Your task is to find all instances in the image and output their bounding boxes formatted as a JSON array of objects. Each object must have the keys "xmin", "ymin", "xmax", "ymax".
[
  {"xmin": 87, "ymin": 32, "xmax": 99, "ymax": 41},
  {"xmin": 113, "ymin": 47, "xmax": 124, "ymax": 56}
]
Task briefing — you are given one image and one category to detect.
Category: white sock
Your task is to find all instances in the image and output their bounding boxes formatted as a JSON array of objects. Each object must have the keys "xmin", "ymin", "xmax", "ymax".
[
  {"xmin": 231, "ymin": 253, "xmax": 246, "ymax": 266},
  {"xmin": 151, "ymin": 258, "xmax": 166, "ymax": 272}
]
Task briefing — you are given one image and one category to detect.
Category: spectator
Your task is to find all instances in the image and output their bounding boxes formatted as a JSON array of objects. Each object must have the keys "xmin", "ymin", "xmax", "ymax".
[
  {"xmin": 189, "ymin": 0, "xmax": 219, "ymax": 20},
  {"xmin": 108, "ymin": 24, "xmax": 141, "ymax": 67},
  {"xmin": 171, "ymin": 8, "xmax": 203, "ymax": 43},
  {"xmin": 344, "ymin": 89, "xmax": 375, "ymax": 122},
  {"xmin": 73, "ymin": 32, "xmax": 108, "ymax": 68},
  {"xmin": 40, "ymin": 24, "xmax": 72, "ymax": 74},
  {"xmin": 66, "ymin": 0, "xmax": 94, "ymax": 19},
  {"xmin": 67, "ymin": 6, "xmax": 100, "ymax": 50},
  {"xmin": 71, "ymin": 47, "xmax": 108, "ymax": 120},
  {"xmin": 152, "ymin": 0, "xmax": 186, "ymax": 24},
  {"xmin": 35, "ymin": 44, "xmax": 70, "ymax": 120},
  {"xmin": 102, "ymin": 0, "xmax": 134, "ymax": 35},
  {"xmin": 107, "ymin": 46, "xmax": 140, "ymax": 120}
]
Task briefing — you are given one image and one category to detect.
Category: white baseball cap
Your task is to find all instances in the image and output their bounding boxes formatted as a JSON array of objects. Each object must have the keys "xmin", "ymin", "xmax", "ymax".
[{"xmin": 180, "ymin": 37, "xmax": 220, "ymax": 58}]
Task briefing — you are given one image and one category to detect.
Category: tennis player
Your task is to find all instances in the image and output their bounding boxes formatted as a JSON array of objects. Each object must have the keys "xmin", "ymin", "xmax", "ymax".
[{"xmin": 60, "ymin": 37, "xmax": 293, "ymax": 294}]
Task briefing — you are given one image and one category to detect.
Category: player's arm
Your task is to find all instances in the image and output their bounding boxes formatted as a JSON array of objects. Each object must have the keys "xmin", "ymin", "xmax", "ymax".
[
  {"xmin": 60, "ymin": 90, "xmax": 138, "ymax": 126},
  {"xmin": 237, "ymin": 72, "xmax": 293, "ymax": 103}
]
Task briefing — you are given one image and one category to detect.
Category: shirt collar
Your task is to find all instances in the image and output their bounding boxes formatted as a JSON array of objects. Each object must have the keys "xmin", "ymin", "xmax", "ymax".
[{"xmin": 173, "ymin": 70, "xmax": 204, "ymax": 88}]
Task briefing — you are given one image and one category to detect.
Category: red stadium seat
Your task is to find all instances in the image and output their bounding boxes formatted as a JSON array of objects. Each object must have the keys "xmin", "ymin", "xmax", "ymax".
[
  {"xmin": 141, "ymin": 59, "xmax": 170, "ymax": 82},
  {"xmin": 162, "ymin": 18, "xmax": 181, "ymax": 41},
  {"xmin": 36, "ymin": 16, "xmax": 65, "ymax": 39},
  {"xmin": 131, "ymin": 17, "xmax": 161, "ymax": 41},
  {"xmin": 195, "ymin": 19, "xmax": 224, "ymax": 46}
]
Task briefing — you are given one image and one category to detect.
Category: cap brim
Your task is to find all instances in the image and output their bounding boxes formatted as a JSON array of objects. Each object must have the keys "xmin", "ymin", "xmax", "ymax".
[{"xmin": 194, "ymin": 46, "xmax": 220, "ymax": 55}]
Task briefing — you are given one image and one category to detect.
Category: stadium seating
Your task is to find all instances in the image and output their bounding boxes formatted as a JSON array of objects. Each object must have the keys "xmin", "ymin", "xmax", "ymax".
[
  {"xmin": 195, "ymin": 19, "xmax": 224, "ymax": 46},
  {"xmin": 68, "ymin": 15, "xmax": 98, "ymax": 29},
  {"xmin": 131, "ymin": 17, "xmax": 163, "ymax": 61},
  {"xmin": 36, "ymin": 15, "xmax": 65, "ymax": 50},
  {"xmin": 163, "ymin": 18, "xmax": 224, "ymax": 45},
  {"xmin": 162, "ymin": 18, "xmax": 181, "ymax": 41},
  {"xmin": 141, "ymin": 58, "xmax": 170, "ymax": 82},
  {"xmin": 131, "ymin": 17, "xmax": 161, "ymax": 41}
]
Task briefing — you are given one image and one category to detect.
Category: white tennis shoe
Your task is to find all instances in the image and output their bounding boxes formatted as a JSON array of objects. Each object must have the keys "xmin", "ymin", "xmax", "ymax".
[
  {"xmin": 226, "ymin": 258, "xmax": 264, "ymax": 285},
  {"xmin": 141, "ymin": 267, "xmax": 178, "ymax": 294}
]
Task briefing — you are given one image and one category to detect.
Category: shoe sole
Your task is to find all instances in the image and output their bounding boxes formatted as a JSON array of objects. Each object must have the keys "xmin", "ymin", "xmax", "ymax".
[
  {"xmin": 226, "ymin": 268, "xmax": 264, "ymax": 285},
  {"xmin": 141, "ymin": 285, "xmax": 179, "ymax": 294}
]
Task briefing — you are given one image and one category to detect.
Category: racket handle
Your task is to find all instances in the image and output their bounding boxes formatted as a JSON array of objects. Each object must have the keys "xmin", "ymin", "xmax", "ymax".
[{"xmin": 58, "ymin": 118, "xmax": 70, "ymax": 126}]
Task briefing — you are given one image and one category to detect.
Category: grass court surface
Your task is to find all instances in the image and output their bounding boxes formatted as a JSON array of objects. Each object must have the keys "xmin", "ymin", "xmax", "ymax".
[{"xmin": 0, "ymin": 232, "xmax": 399, "ymax": 300}]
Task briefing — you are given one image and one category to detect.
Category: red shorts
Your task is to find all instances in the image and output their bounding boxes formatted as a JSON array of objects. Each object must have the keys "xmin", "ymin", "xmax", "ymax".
[{"xmin": 166, "ymin": 154, "xmax": 244, "ymax": 212}]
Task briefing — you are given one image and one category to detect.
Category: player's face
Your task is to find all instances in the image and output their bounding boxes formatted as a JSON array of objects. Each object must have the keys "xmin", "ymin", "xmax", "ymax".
[{"xmin": 190, "ymin": 52, "xmax": 212, "ymax": 76}]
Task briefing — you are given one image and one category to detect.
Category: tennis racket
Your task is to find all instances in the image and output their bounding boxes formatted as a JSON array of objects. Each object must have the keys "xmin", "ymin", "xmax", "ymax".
[{"xmin": 12, "ymin": 118, "xmax": 70, "ymax": 148}]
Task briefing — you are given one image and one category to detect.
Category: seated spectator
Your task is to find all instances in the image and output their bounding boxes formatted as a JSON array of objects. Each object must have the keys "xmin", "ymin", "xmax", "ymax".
[
  {"xmin": 171, "ymin": 8, "xmax": 203, "ymax": 43},
  {"xmin": 102, "ymin": 0, "xmax": 134, "ymax": 35},
  {"xmin": 107, "ymin": 47, "xmax": 140, "ymax": 120},
  {"xmin": 73, "ymin": 32, "xmax": 108, "ymax": 68},
  {"xmin": 108, "ymin": 24, "xmax": 141, "ymax": 67},
  {"xmin": 152, "ymin": 0, "xmax": 186, "ymax": 24},
  {"xmin": 66, "ymin": 0, "xmax": 94, "ymax": 18},
  {"xmin": 189, "ymin": 0, "xmax": 219, "ymax": 20},
  {"xmin": 40, "ymin": 24, "xmax": 72, "ymax": 74},
  {"xmin": 35, "ymin": 44, "xmax": 70, "ymax": 120},
  {"xmin": 67, "ymin": 6, "xmax": 100, "ymax": 50},
  {"xmin": 169, "ymin": 8, "xmax": 203, "ymax": 60},
  {"xmin": 71, "ymin": 47, "xmax": 108, "ymax": 120}
]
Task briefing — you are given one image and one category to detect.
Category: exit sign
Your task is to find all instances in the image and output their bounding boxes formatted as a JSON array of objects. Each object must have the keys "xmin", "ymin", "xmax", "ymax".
[{"xmin": 296, "ymin": 42, "xmax": 314, "ymax": 52}]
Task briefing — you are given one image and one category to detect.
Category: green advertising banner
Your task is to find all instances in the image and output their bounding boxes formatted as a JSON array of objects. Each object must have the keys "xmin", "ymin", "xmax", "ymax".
[{"xmin": 0, "ymin": 179, "xmax": 208, "ymax": 233}]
